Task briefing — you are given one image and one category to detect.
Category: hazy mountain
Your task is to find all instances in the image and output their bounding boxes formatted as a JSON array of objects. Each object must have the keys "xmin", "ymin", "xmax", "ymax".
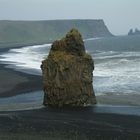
[{"xmin": 0, "ymin": 19, "xmax": 113, "ymax": 48}]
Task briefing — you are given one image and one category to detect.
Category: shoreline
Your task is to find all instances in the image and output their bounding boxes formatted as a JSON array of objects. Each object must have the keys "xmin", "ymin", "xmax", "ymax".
[
  {"xmin": 97, "ymin": 94, "xmax": 140, "ymax": 106},
  {"xmin": 1, "ymin": 44, "xmax": 140, "ymax": 106},
  {"xmin": 0, "ymin": 63, "xmax": 42, "ymax": 98},
  {"xmin": 0, "ymin": 44, "xmax": 140, "ymax": 139},
  {"xmin": 0, "ymin": 43, "xmax": 43, "ymax": 98},
  {"xmin": 1, "ymin": 44, "xmax": 140, "ymax": 107},
  {"xmin": 0, "ymin": 41, "xmax": 52, "ymax": 51}
]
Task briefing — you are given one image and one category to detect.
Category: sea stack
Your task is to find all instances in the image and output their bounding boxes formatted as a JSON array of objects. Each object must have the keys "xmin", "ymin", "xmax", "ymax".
[{"xmin": 41, "ymin": 29, "xmax": 96, "ymax": 107}]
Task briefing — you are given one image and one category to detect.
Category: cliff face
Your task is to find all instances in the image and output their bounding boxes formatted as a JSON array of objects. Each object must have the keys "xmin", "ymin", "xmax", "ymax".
[
  {"xmin": 41, "ymin": 29, "xmax": 96, "ymax": 107},
  {"xmin": 0, "ymin": 19, "xmax": 112, "ymax": 48}
]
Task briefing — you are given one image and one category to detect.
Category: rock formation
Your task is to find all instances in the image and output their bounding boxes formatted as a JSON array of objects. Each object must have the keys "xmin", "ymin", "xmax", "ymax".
[
  {"xmin": 128, "ymin": 28, "xmax": 140, "ymax": 35},
  {"xmin": 41, "ymin": 29, "xmax": 96, "ymax": 107}
]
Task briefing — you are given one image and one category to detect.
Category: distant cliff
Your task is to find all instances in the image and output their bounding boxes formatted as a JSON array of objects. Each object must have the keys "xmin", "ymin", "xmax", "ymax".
[{"xmin": 0, "ymin": 19, "xmax": 113, "ymax": 48}]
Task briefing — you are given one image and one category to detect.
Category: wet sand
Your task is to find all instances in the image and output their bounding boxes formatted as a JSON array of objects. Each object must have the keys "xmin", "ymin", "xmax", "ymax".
[
  {"xmin": 0, "ymin": 46, "xmax": 43, "ymax": 98},
  {"xmin": 97, "ymin": 94, "xmax": 140, "ymax": 106},
  {"xmin": 0, "ymin": 63, "xmax": 42, "ymax": 98}
]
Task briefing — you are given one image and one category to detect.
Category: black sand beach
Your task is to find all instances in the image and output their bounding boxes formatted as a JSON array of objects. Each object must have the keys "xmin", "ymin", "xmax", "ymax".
[
  {"xmin": 0, "ymin": 108, "xmax": 140, "ymax": 140},
  {"xmin": 0, "ymin": 46, "xmax": 140, "ymax": 140},
  {"xmin": 0, "ymin": 63, "xmax": 42, "ymax": 98}
]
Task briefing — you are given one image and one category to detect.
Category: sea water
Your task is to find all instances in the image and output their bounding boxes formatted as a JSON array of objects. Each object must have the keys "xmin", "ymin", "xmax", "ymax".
[{"xmin": 0, "ymin": 35, "xmax": 140, "ymax": 97}]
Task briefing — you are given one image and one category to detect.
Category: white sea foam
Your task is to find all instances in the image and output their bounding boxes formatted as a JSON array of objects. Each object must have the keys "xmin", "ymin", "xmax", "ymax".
[
  {"xmin": 93, "ymin": 53, "xmax": 140, "ymax": 95},
  {"xmin": 84, "ymin": 37, "xmax": 102, "ymax": 41},
  {"xmin": 0, "ymin": 41, "xmax": 140, "ymax": 96},
  {"xmin": 0, "ymin": 43, "xmax": 51, "ymax": 72}
]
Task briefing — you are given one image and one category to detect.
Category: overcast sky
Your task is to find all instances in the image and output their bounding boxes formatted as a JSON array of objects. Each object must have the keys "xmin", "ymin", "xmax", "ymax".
[{"xmin": 0, "ymin": 0, "xmax": 139, "ymax": 35}]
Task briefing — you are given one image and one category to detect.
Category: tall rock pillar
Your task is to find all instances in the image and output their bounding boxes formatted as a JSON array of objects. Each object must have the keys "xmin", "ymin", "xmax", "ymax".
[{"xmin": 41, "ymin": 29, "xmax": 96, "ymax": 107}]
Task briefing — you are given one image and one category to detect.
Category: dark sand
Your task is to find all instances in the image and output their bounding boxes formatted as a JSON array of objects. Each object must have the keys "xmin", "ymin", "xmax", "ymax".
[
  {"xmin": 0, "ymin": 47, "xmax": 140, "ymax": 139},
  {"xmin": 0, "ymin": 63, "xmax": 42, "ymax": 98},
  {"xmin": 0, "ymin": 107, "xmax": 140, "ymax": 140},
  {"xmin": 0, "ymin": 43, "xmax": 44, "ymax": 98}
]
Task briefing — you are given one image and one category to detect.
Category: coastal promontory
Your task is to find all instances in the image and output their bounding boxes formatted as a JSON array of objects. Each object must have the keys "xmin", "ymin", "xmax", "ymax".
[
  {"xmin": 41, "ymin": 29, "xmax": 96, "ymax": 107},
  {"xmin": 0, "ymin": 19, "xmax": 113, "ymax": 48}
]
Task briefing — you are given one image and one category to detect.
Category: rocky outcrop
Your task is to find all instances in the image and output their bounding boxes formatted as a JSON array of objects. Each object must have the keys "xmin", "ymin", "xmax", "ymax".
[
  {"xmin": 41, "ymin": 29, "xmax": 96, "ymax": 107},
  {"xmin": 128, "ymin": 28, "xmax": 140, "ymax": 35}
]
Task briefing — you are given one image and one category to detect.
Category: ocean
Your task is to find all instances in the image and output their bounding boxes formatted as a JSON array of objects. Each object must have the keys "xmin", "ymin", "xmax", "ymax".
[{"xmin": 0, "ymin": 35, "xmax": 140, "ymax": 97}]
